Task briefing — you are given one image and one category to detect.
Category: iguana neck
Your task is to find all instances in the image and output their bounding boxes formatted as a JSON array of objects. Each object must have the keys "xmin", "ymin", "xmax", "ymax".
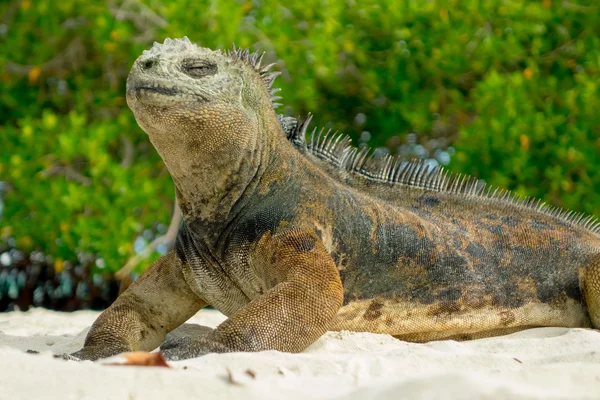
[{"xmin": 158, "ymin": 110, "xmax": 280, "ymax": 246}]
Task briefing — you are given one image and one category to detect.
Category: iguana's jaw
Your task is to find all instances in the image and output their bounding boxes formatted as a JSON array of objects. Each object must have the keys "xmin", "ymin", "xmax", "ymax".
[{"xmin": 125, "ymin": 63, "xmax": 216, "ymax": 139}]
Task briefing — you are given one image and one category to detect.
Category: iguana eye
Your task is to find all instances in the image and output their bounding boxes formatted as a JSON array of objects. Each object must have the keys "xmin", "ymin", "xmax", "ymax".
[{"xmin": 183, "ymin": 61, "xmax": 217, "ymax": 78}]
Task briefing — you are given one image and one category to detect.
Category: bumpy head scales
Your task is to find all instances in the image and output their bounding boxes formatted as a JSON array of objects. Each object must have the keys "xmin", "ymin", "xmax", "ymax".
[{"xmin": 127, "ymin": 37, "xmax": 282, "ymax": 109}]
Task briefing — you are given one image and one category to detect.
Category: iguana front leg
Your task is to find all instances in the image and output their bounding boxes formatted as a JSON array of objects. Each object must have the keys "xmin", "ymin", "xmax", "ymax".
[
  {"xmin": 70, "ymin": 250, "xmax": 206, "ymax": 361},
  {"xmin": 160, "ymin": 229, "xmax": 344, "ymax": 360}
]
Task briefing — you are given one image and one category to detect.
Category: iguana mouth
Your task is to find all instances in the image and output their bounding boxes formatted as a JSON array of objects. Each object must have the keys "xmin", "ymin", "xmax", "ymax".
[{"xmin": 129, "ymin": 85, "xmax": 181, "ymax": 96}]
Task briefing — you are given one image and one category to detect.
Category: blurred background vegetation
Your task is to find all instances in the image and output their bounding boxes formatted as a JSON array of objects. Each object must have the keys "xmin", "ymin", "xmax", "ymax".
[{"xmin": 1, "ymin": 0, "xmax": 599, "ymax": 308}]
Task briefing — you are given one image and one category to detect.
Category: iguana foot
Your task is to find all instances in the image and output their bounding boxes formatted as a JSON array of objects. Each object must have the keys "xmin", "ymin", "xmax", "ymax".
[
  {"xmin": 53, "ymin": 353, "xmax": 83, "ymax": 361},
  {"xmin": 159, "ymin": 337, "xmax": 230, "ymax": 361},
  {"xmin": 68, "ymin": 343, "xmax": 132, "ymax": 361}
]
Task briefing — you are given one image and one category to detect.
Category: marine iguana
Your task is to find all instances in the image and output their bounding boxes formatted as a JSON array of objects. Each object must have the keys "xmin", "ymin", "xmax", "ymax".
[{"xmin": 70, "ymin": 37, "xmax": 600, "ymax": 361}]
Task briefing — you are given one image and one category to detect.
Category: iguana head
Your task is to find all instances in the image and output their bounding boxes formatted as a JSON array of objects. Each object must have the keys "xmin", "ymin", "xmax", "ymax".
[
  {"xmin": 126, "ymin": 37, "xmax": 281, "ymax": 166},
  {"xmin": 126, "ymin": 37, "xmax": 282, "ymax": 220}
]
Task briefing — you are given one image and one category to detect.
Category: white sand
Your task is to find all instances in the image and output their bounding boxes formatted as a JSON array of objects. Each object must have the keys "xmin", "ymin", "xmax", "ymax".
[{"xmin": 1, "ymin": 309, "xmax": 599, "ymax": 399}]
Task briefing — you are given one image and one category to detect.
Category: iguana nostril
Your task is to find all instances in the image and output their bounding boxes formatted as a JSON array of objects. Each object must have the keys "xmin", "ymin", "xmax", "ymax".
[{"xmin": 142, "ymin": 59, "xmax": 155, "ymax": 70}]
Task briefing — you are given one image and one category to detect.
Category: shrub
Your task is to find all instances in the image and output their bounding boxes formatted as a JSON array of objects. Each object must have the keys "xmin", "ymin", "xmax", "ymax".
[{"xmin": 1, "ymin": 0, "xmax": 598, "ymax": 273}]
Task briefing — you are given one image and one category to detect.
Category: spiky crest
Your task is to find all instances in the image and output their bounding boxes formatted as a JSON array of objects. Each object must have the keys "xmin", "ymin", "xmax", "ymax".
[
  {"xmin": 228, "ymin": 45, "xmax": 282, "ymax": 108},
  {"xmin": 286, "ymin": 115, "xmax": 600, "ymax": 234},
  {"xmin": 222, "ymin": 45, "xmax": 600, "ymax": 234}
]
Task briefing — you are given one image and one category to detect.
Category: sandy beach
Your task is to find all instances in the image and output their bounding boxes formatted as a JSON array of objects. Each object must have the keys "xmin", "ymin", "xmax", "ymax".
[{"xmin": 1, "ymin": 308, "xmax": 599, "ymax": 399}]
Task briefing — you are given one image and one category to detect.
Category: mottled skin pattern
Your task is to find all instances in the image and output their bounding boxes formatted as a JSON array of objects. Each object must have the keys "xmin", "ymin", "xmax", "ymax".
[{"xmin": 69, "ymin": 38, "xmax": 600, "ymax": 361}]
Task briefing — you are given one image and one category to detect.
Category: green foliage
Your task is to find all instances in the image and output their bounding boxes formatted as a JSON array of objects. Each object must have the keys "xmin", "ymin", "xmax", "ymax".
[{"xmin": 1, "ymin": 0, "xmax": 599, "ymax": 272}]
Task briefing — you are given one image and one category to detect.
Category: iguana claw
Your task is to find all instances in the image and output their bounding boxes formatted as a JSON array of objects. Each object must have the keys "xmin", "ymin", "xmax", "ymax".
[
  {"xmin": 53, "ymin": 353, "xmax": 82, "ymax": 361},
  {"xmin": 160, "ymin": 337, "xmax": 230, "ymax": 361}
]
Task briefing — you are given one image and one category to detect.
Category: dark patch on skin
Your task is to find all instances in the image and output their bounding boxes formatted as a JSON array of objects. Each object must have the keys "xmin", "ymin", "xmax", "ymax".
[
  {"xmin": 225, "ymin": 184, "xmax": 301, "ymax": 249},
  {"xmin": 176, "ymin": 222, "xmax": 218, "ymax": 270},
  {"xmin": 474, "ymin": 217, "xmax": 505, "ymax": 236},
  {"xmin": 485, "ymin": 224, "xmax": 504, "ymax": 235},
  {"xmin": 315, "ymin": 228, "xmax": 323, "ymax": 242},
  {"xmin": 451, "ymin": 219, "xmax": 469, "ymax": 233},
  {"xmin": 462, "ymin": 290, "xmax": 488, "ymax": 309},
  {"xmin": 425, "ymin": 251, "xmax": 472, "ymax": 289},
  {"xmin": 531, "ymin": 220, "xmax": 555, "ymax": 230},
  {"xmin": 175, "ymin": 226, "xmax": 193, "ymax": 262},
  {"xmin": 489, "ymin": 238, "xmax": 584, "ymax": 305},
  {"xmin": 471, "ymin": 242, "xmax": 526, "ymax": 308},
  {"xmin": 427, "ymin": 301, "xmax": 461, "ymax": 317},
  {"xmin": 363, "ymin": 300, "xmax": 384, "ymax": 320},
  {"xmin": 409, "ymin": 286, "xmax": 437, "ymax": 304},
  {"xmin": 500, "ymin": 215, "xmax": 519, "ymax": 227},
  {"xmin": 438, "ymin": 287, "xmax": 462, "ymax": 302},
  {"xmin": 453, "ymin": 334, "xmax": 473, "ymax": 341},
  {"xmin": 339, "ymin": 218, "xmax": 446, "ymax": 303},
  {"xmin": 465, "ymin": 242, "xmax": 488, "ymax": 264},
  {"xmin": 564, "ymin": 279, "xmax": 583, "ymax": 302},
  {"xmin": 499, "ymin": 310, "xmax": 516, "ymax": 326},
  {"xmin": 213, "ymin": 172, "xmax": 256, "ymax": 218},
  {"xmin": 375, "ymin": 222, "xmax": 436, "ymax": 262},
  {"xmin": 535, "ymin": 282, "xmax": 555, "ymax": 303},
  {"xmin": 416, "ymin": 194, "xmax": 441, "ymax": 207},
  {"xmin": 496, "ymin": 281, "xmax": 525, "ymax": 308}
]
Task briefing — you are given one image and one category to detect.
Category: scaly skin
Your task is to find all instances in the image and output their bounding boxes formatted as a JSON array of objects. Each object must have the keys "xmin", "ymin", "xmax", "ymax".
[{"xmin": 69, "ymin": 38, "xmax": 600, "ymax": 361}]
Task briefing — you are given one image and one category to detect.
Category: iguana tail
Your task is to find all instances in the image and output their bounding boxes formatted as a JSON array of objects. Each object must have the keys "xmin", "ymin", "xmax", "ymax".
[{"xmin": 584, "ymin": 255, "xmax": 600, "ymax": 328}]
